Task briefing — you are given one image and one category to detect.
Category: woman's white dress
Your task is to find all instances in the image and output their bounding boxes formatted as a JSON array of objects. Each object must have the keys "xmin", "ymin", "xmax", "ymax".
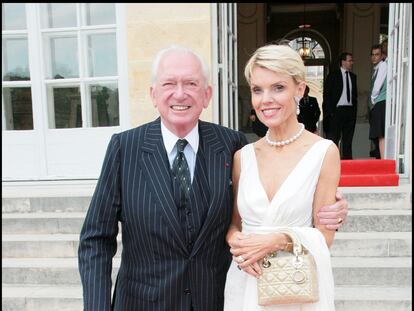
[{"xmin": 224, "ymin": 139, "xmax": 336, "ymax": 311}]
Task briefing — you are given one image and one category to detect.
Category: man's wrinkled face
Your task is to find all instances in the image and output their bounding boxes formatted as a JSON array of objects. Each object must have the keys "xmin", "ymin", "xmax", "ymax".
[{"xmin": 150, "ymin": 51, "xmax": 212, "ymax": 136}]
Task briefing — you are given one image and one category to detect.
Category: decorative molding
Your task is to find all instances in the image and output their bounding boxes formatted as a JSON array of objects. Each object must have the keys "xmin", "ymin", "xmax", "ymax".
[
  {"xmin": 353, "ymin": 3, "xmax": 373, "ymax": 12},
  {"xmin": 270, "ymin": 4, "xmax": 337, "ymax": 14},
  {"xmin": 238, "ymin": 3, "xmax": 258, "ymax": 19}
]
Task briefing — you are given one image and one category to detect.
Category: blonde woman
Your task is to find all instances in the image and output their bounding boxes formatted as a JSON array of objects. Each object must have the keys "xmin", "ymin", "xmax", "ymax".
[{"xmin": 224, "ymin": 44, "xmax": 340, "ymax": 310}]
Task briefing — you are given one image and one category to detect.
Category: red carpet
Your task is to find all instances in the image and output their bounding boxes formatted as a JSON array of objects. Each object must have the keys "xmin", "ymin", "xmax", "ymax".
[{"xmin": 339, "ymin": 159, "xmax": 399, "ymax": 187}]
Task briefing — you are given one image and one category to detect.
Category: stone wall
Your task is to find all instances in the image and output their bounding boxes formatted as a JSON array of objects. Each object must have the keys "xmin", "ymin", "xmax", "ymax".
[{"xmin": 125, "ymin": 4, "xmax": 213, "ymax": 127}]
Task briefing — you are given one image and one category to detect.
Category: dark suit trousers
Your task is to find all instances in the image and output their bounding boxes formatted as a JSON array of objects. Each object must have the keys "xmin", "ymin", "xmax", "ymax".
[{"xmin": 332, "ymin": 106, "xmax": 356, "ymax": 159}]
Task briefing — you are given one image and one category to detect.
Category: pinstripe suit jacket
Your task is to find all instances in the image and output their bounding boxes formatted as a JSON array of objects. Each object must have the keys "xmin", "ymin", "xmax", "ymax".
[{"xmin": 78, "ymin": 118, "xmax": 247, "ymax": 311}]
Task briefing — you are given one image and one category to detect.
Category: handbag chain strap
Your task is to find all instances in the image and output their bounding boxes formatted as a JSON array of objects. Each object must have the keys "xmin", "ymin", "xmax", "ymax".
[{"xmin": 262, "ymin": 229, "xmax": 304, "ymax": 268}]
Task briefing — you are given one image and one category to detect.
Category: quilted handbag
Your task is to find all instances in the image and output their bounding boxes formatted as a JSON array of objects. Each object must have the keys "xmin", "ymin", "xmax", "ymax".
[{"xmin": 257, "ymin": 229, "xmax": 319, "ymax": 306}]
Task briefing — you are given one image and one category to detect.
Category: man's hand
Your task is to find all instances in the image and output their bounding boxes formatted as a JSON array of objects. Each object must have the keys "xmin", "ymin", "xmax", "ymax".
[{"xmin": 317, "ymin": 190, "xmax": 348, "ymax": 230}]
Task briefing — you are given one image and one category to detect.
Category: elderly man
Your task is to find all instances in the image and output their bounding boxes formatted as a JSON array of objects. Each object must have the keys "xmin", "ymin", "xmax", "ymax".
[{"xmin": 78, "ymin": 45, "xmax": 348, "ymax": 311}]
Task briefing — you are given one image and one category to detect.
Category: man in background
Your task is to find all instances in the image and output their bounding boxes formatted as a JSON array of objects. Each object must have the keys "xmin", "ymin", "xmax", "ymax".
[
  {"xmin": 369, "ymin": 44, "xmax": 387, "ymax": 159},
  {"xmin": 322, "ymin": 52, "xmax": 358, "ymax": 159},
  {"xmin": 249, "ymin": 108, "xmax": 267, "ymax": 137},
  {"xmin": 298, "ymin": 85, "xmax": 321, "ymax": 134}
]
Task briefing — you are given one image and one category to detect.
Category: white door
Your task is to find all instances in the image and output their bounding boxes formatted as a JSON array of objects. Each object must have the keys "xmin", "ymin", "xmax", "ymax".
[
  {"xmin": 2, "ymin": 3, "xmax": 129, "ymax": 180},
  {"xmin": 212, "ymin": 3, "xmax": 238, "ymax": 129},
  {"xmin": 385, "ymin": 3, "xmax": 412, "ymax": 177}
]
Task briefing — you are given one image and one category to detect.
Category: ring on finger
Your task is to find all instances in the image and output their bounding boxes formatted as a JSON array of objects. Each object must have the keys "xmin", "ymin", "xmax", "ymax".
[
  {"xmin": 337, "ymin": 217, "xmax": 343, "ymax": 224},
  {"xmin": 236, "ymin": 255, "xmax": 245, "ymax": 263}
]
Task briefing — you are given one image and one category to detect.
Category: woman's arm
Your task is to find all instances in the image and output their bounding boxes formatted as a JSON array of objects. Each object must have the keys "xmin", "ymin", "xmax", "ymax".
[{"xmin": 312, "ymin": 143, "xmax": 341, "ymax": 247}]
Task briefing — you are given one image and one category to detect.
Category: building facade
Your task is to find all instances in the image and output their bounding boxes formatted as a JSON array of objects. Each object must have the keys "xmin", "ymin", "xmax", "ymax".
[{"xmin": 2, "ymin": 3, "xmax": 412, "ymax": 186}]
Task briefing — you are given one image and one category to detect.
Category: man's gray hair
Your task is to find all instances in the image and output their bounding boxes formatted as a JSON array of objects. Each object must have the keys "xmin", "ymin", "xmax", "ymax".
[{"xmin": 151, "ymin": 45, "xmax": 210, "ymax": 88}]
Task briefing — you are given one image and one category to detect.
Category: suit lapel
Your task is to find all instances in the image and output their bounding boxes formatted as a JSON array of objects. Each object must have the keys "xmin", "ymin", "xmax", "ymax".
[
  {"xmin": 140, "ymin": 119, "xmax": 188, "ymax": 255},
  {"xmin": 191, "ymin": 122, "xmax": 227, "ymax": 255}
]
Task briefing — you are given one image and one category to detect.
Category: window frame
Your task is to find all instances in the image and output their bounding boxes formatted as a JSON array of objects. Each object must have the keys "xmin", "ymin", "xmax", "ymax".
[
  {"xmin": 2, "ymin": 4, "xmax": 33, "ymax": 131},
  {"xmin": 385, "ymin": 3, "xmax": 412, "ymax": 178},
  {"xmin": 38, "ymin": 3, "xmax": 120, "ymax": 129},
  {"xmin": 211, "ymin": 3, "xmax": 238, "ymax": 130}
]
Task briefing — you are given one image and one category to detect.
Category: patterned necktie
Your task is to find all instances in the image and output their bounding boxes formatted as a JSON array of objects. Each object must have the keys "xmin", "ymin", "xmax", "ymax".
[
  {"xmin": 345, "ymin": 71, "xmax": 350, "ymax": 103},
  {"xmin": 172, "ymin": 139, "xmax": 191, "ymax": 197}
]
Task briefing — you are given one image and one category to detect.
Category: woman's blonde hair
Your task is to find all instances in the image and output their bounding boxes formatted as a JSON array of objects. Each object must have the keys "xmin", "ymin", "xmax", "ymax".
[{"xmin": 244, "ymin": 44, "xmax": 306, "ymax": 85}]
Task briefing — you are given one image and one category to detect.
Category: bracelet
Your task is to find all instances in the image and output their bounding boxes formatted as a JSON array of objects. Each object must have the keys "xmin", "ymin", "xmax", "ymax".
[{"xmin": 284, "ymin": 242, "xmax": 293, "ymax": 252}]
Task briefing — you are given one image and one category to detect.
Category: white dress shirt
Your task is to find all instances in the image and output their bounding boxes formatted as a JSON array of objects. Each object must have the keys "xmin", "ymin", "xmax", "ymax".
[
  {"xmin": 336, "ymin": 67, "xmax": 353, "ymax": 107},
  {"xmin": 371, "ymin": 60, "xmax": 387, "ymax": 105},
  {"xmin": 161, "ymin": 121, "xmax": 199, "ymax": 182}
]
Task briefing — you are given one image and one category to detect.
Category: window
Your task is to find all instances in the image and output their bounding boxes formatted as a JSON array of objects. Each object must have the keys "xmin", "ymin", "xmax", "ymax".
[
  {"xmin": 2, "ymin": 3, "xmax": 33, "ymax": 130},
  {"xmin": 305, "ymin": 65, "xmax": 324, "ymax": 123},
  {"xmin": 39, "ymin": 3, "xmax": 119, "ymax": 129},
  {"xmin": 2, "ymin": 3, "xmax": 126, "ymax": 180},
  {"xmin": 2, "ymin": 3, "xmax": 120, "ymax": 131},
  {"xmin": 289, "ymin": 37, "xmax": 325, "ymax": 60}
]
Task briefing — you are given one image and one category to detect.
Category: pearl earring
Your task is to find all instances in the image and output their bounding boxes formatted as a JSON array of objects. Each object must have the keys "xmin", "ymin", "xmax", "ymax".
[{"xmin": 294, "ymin": 96, "xmax": 301, "ymax": 115}]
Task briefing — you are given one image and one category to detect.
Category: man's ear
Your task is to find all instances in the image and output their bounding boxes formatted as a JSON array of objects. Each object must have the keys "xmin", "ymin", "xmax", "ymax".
[
  {"xmin": 150, "ymin": 86, "xmax": 157, "ymax": 107},
  {"xmin": 203, "ymin": 85, "xmax": 213, "ymax": 108}
]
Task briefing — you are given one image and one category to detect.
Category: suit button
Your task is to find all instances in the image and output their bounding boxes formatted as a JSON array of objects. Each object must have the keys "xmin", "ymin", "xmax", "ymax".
[{"xmin": 184, "ymin": 288, "xmax": 191, "ymax": 295}]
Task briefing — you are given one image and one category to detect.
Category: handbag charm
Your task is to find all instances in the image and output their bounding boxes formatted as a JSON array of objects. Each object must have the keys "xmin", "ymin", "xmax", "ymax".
[{"xmin": 257, "ymin": 229, "xmax": 319, "ymax": 306}]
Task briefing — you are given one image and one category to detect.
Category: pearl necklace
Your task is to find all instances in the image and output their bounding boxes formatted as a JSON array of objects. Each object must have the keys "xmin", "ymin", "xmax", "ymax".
[{"xmin": 265, "ymin": 123, "xmax": 305, "ymax": 147}]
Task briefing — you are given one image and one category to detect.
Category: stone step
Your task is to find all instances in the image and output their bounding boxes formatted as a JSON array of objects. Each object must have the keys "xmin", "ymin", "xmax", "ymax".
[
  {"xmin": 335, "ymin": 286, "xmax": 412, "ymax": 311},
  {"xmin": 2, "ymin": 213, "xmax": 86, "ymax": 234},
  {"xmin": 2, "ymin": 258, "xmax": 119, "ymax": 285},
  {"xmin": 340, "ymin": 185, "xmax": 411, "ymax": 210},
  {"xmin": 2, "ymin": 284, "xmax": 411, "ymax": 311},
  {"xmin": 331, "ymin": 256, "xmax": 412, "ymax": 286},
  {"xmin": 2, "ymin": 234, "xmax": 122, "ymax": 258},
  {"xmin": 331, "ymin": 232, "xmax": 412, "ymax": 257},
  {"xmin": 2, "ymin": 256, "xmax": 411, "ymax": 287},
  {"xmin": 2, "ymin": 197, "xmax": 92, "ymax": 214},
  {"xmin": 3, "ymin": 232, "xmax": 410, "ymax": 258},
  {"xmin": 2, "ymin": 284, "xmax": 83, "ymax": 311},
  {"xmin": 340, "ymin": 209, "xmax": 411, "ymax": 232},
  {"xmin": 2, "ymin": 185, "xmax": 411, "ymax": 214},
  {"xmin": 2, "ymin": 210, "xmax": 410, "ymax": 234}
]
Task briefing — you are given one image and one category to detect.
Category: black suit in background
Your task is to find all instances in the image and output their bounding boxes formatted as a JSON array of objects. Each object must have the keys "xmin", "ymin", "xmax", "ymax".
[
  {"xmin": 322, "ymin": 70, "xmax": 358, "ymax": 159},
  {"xmin": 250, "ymin": 109, "xmax": 267, "ymax": 137},
  {"xmin": 78, "ymin": 118, "xmax": 247, "ymax": 311},
  {"xmin": 298, "ymin": 95, "xmax": 321, "ymax": 133}
]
